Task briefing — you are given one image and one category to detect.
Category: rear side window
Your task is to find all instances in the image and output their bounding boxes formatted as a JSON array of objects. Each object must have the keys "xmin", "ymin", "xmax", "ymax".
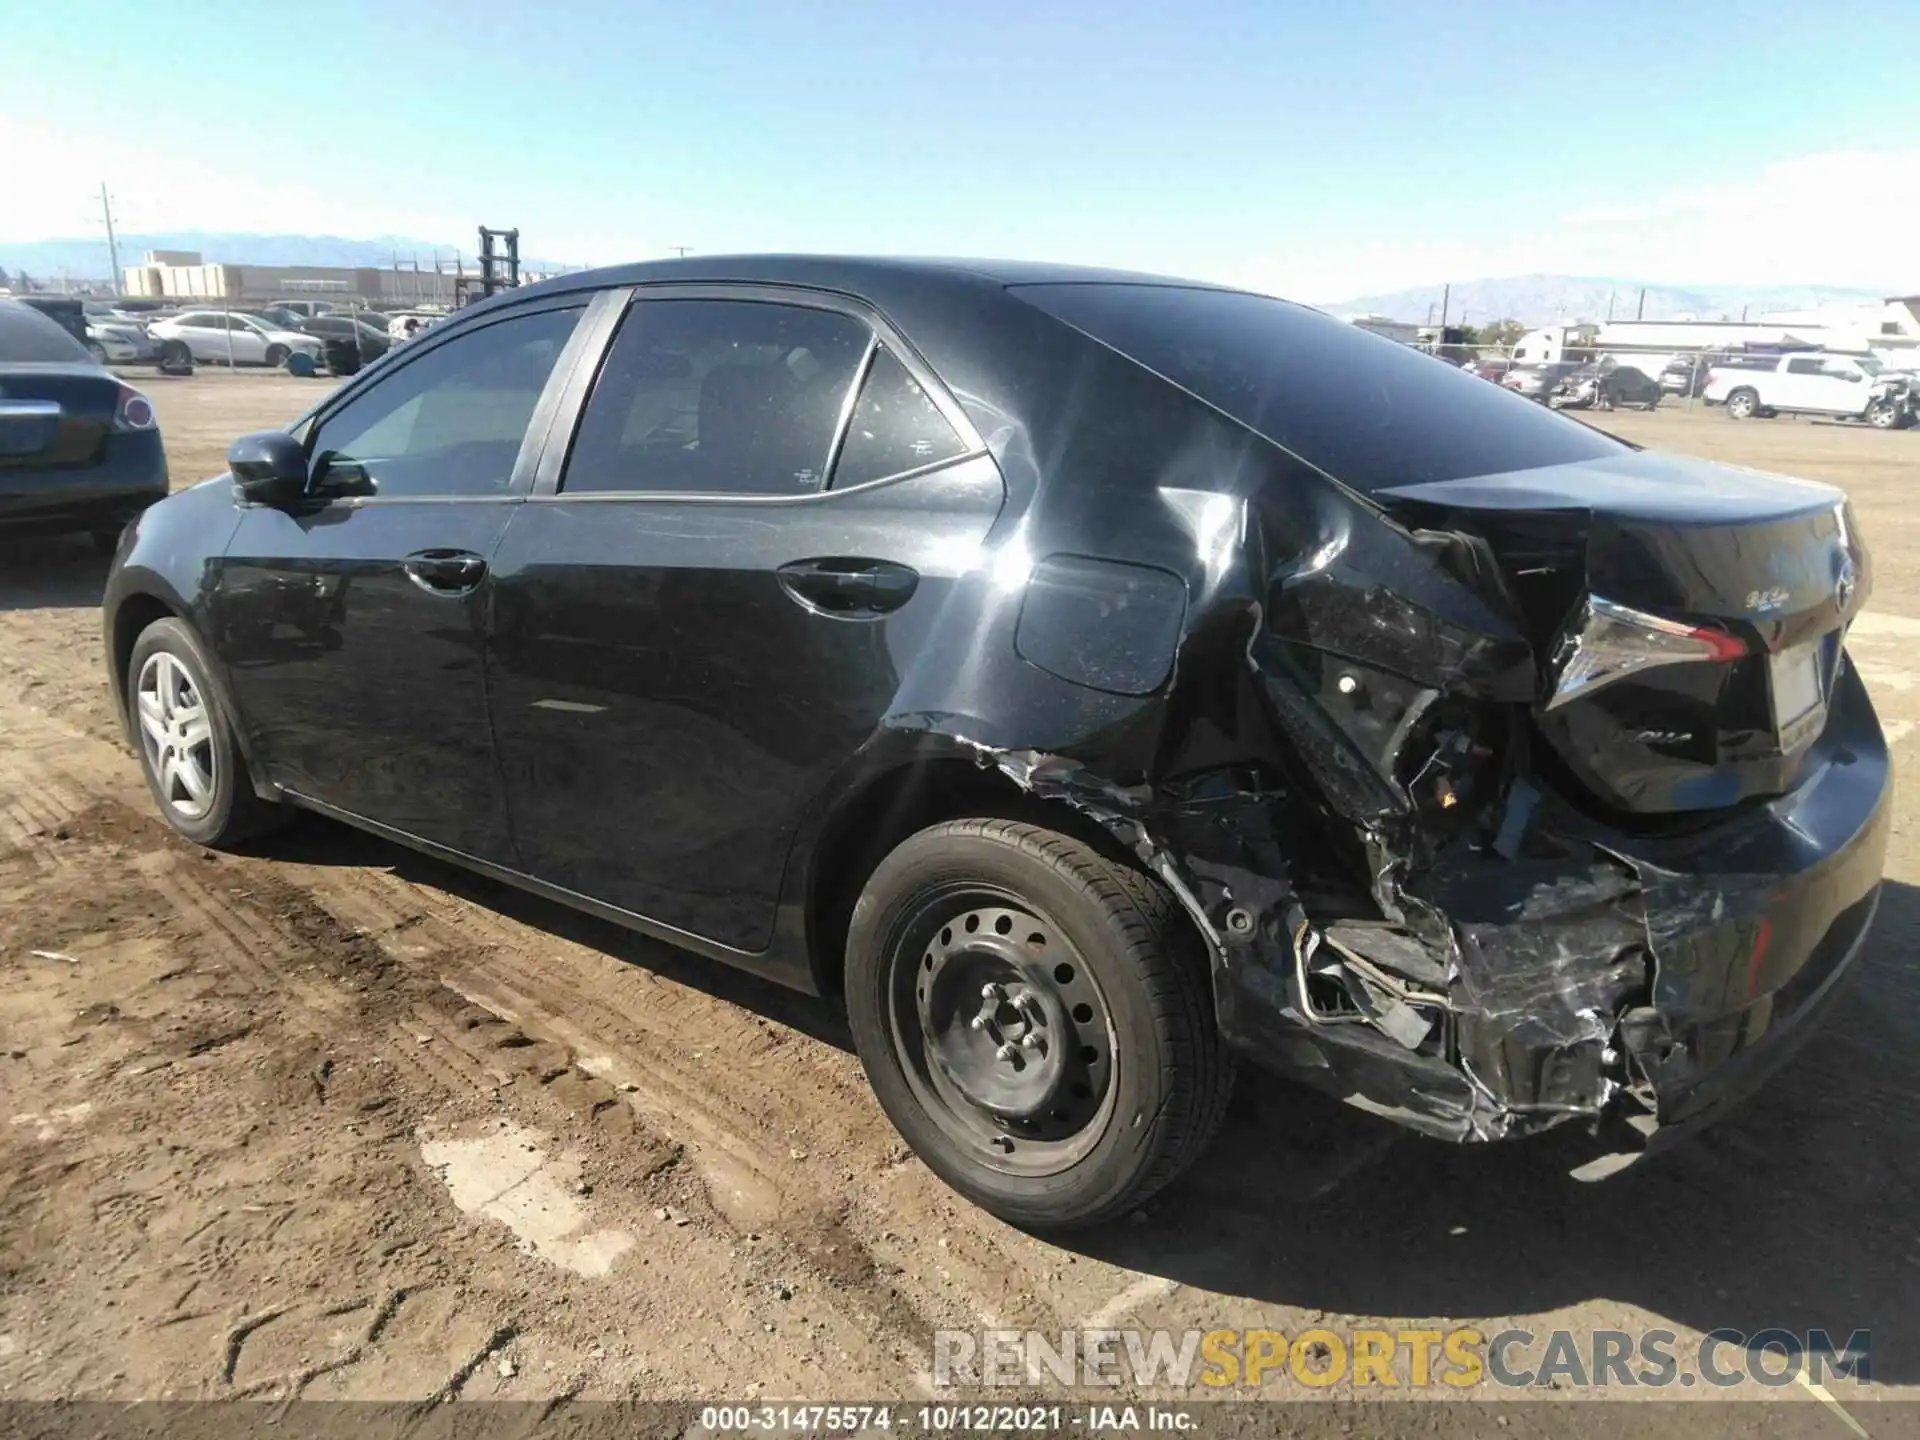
[
  {"xmin": 0, "ymin": 302, "xmax": 90, "ymax": 362},
  {"xmin": 1015, "ymin": 283, "xmax": 1626, "ymax": 493},
  {"xmin": 1787, "ymin": 358, "xmax": 1823, "ymax": 375},
  {"xmin": 832, "ymin": 348, "xmax": 969, "ymax": 488},
  {"xmin": 563, "ymin": 298, "xmax": 869, "ymax": 496}
]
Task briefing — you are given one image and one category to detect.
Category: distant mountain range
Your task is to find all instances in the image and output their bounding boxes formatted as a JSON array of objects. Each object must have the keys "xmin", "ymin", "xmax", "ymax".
[
  {"xmin": 3, "ymin": 238, "xmax": 1888, "ymax": 327},
  {"xmin": 0, "ymin": 231, "xmax": 568, "ymax": 282},
  {"xmin": 1323, "ymin": 274, "xmax": 1886, "ymax": 327}
]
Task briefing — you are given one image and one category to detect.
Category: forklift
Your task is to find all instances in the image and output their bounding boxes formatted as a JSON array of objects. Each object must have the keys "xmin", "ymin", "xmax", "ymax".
[{"xmin": 454, "ymin": 227, "xmax": 521, "ymax": 309}]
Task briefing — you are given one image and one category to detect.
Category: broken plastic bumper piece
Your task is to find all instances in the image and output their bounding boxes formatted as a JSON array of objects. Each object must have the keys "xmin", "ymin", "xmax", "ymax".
[
  {"xmin": 1220, "ymin": 661, "xmax": 1890, "ymax": 1152},
  {"xmin": 977, "ymin": 657, "xmax": 1889, "ymax": 1159}
]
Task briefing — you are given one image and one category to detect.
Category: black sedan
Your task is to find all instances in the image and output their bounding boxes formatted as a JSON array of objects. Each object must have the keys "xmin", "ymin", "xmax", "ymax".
[
  {"xmin": 293, "ymin": 313, "xmax": 392, "ymax": 359},
  {"xmin": 1549, "ymin": 358, "xmax": 1663, "ymax": 411},
  {"xmin": 1, "ymin": 299, "xmax": 167, "ymax": 552},
  {"xmin": 101, "ymin": 258, "xmax": 1888, "ymax": 1227}
]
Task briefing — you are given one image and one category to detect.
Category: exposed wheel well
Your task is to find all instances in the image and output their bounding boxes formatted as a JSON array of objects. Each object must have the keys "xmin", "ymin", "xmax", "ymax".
[
  {"xmin": 111, "ymin": 593, "xmax": 179, "ymax": 704},
  {"xmin": 804, "ymin": 755, "xmax": 1150, "ymax": 998}
]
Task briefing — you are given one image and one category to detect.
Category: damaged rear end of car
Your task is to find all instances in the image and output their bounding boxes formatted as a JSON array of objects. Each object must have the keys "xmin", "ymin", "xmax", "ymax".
[{"xmin": 941, "ymin": 281, "xmax": 1889, "ymax": 1168}]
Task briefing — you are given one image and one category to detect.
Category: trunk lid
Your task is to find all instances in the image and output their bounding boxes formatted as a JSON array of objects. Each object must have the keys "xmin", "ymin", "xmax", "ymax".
[
  {"xmin": 0, "ymin": 364, "xmax": 122, "ymax": 470},
  {"xmin": 1378, "ymin": 451, "xmax": 1866, "ymax": 815}
]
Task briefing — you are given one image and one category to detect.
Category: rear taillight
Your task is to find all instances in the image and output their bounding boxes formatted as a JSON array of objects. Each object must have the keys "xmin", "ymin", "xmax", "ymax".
[
  {"xmin": 1544, "ymin": 595, "xmax": 1746, "ymax": 710},
  {"xmin": 113, "ymin": 384, "xmax": 156, "ymax": 432}
]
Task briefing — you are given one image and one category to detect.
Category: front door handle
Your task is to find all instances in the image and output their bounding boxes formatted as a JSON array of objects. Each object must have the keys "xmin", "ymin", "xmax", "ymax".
[
  {"xmin": 403, "ymin": 548, "xmax": 488, "ymax": 596},
  {"xmin": 777, "ymin": 557, "xmax": 919, "ymax": 616}
]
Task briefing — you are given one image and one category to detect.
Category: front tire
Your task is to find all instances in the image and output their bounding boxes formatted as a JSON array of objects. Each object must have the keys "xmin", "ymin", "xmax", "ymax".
[
  {"xmin": 1726, "ymin": 387, "xmax": 1759, "ymax": 419},
  {"xmin": 845, "ymin": 818, "xmax": 1233, "ymax": 1228},
  {"xmin": 86, "ymin": 341, "xmax": 108, "ymax": 364},
  {"xmin": 264, "ymin": 344, "xmax": 289, "ymax": 368},
  {"xmin": 1866, "ymin": 400, "xmax": 1902, "ymax": 430},
  {"xmin": 127, "ymin": 618, "xmax": 285, "ymax": 847}
]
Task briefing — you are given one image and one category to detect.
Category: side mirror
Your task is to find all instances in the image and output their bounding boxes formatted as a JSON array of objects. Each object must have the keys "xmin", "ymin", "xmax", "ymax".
[{"xmin": 228, "ymin": 431, "xmax": 308, "ymax": 506}]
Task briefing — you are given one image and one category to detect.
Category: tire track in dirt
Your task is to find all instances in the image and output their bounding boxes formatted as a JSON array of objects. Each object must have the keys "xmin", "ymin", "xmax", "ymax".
[
  {"xmin": 309, "ymin": 858, "xmax": 1077, "ymax": 1339},
  {"xmin": 296, "ymin": 869, "xmax": 988, "ymax": 1357},
  {"xmin": 0, "ymin": 691, "xmax": 1117, "ymax": 1391}
]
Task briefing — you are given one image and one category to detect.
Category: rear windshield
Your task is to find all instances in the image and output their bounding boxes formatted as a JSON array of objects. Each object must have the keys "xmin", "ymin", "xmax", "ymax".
[
  {"xmin": 0, "ymin": 301, "xmax": 93, "ymax": 363},
  {"xmin": 1014, "ymin": 283, "xmax": 1626, "ymax": 494}
]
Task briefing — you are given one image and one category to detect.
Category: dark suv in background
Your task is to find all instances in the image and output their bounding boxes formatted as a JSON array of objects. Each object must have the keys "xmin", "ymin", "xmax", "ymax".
[{"xmin": 101, "ymin": 258, "xmax": 1888, "ymax": 1227}]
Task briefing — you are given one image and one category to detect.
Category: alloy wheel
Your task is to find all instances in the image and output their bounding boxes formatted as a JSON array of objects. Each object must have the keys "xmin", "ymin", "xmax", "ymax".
[
  {"xmin": 887, "ymin": 888, "xmax": 1118, "ymax": 1177},
  {"xmin": 135, "ymin": 651, "xmax": 217, "ymax": 821}
]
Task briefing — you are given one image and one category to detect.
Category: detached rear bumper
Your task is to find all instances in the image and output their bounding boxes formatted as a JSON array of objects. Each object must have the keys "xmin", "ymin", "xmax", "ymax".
[{"xmin": 1221, "ymin": 658, "xmax": 1891, "ymax": 1156}]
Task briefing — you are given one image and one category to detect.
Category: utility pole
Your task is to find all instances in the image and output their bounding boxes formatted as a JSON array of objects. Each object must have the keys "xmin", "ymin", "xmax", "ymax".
[
  {"xmin": 1607, "ymin": 290, "xmax": 1616, "ymax": 322},
  {"xmin": 1438, "ymin": 283, "xmax": 1450, "ymax": 331},
  {"xmin": 97, "ymin": 183, "xmax": 124, "ymax": 295},
  {"xmin": 669, "ymin": 246, "xmax": 692, "ymax": 258},
  {"xmin": 1635, "ymin": 287, "xmax": 1646, "ymax": 321}
]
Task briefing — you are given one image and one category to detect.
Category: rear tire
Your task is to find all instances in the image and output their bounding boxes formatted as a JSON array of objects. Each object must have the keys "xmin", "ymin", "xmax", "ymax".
[
  {"xmin": 1726, "ymin": 387, "xmax": 1759, "ymax": 420},
  {"xmin": 845, "ymin": 818, "xmax": 1233, "ymax": 1229},
  {"xmin": 127, "ymin": 618, "xmax": 287, "ymax": 848}
]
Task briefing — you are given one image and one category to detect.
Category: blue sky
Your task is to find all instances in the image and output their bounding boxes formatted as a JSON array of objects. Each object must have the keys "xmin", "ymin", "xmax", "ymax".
[{"xmin": 4, "ymin": 0, "xmax": 1915, "ymax": 298}]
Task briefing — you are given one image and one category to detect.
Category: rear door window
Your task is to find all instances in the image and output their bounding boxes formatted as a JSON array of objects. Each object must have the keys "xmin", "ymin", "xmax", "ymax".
[
  {"xmin": 1015, "ymin": 283, "xmax": 1626, "ymax": 493},
  {"xmin": 562, "ymin": 298, "xmax": 870, "ymax": 497}
]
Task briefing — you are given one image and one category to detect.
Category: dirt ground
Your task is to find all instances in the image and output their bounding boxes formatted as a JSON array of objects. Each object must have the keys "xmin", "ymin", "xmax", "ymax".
[{"xmin": 2, "ymin": 371, "xmax": 1917, "ymax": 1432}]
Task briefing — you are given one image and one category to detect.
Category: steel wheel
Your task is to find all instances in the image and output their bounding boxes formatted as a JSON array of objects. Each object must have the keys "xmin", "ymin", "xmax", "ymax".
[
  {"xmin": 135, "ymin": 650, "xmax": 217, "ymax": 822},
  {"xmin": 887, "ymin": 886, "xmax": 1118, "ymax": 1177}
]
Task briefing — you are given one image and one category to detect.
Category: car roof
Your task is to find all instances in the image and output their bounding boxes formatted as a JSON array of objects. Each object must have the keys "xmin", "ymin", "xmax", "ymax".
[{"xmin": 519, "ymin": 253, "xmax": 1246, "ymax": 297}]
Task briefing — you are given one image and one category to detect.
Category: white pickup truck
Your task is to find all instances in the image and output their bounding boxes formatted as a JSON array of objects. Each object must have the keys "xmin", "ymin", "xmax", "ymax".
[{"xmin": 1704, "ymin": 352, "xmax": 1915, "ymax": 428}]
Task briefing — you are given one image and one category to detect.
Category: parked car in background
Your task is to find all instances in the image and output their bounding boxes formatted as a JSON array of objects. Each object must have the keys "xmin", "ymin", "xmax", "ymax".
[
  {"xmin": 13, "ymin": 295, "xmax": 90, "ymax": 347},
  {"xmin": 83, "ymin": 302, "xmax": 155, "ymax": 328},
  {"xmin": 85, "ymin": 319, "xmax": 157, "ymax": 365},
  {"xmin": 1705, "ymin": 352, "xmax": 1915, "ymax": 428},
  {"xmin": 293, "ymin": 313, "xmax": 391, "ymax": 361},
  {"xmin": 101, "ymin": 256, "xmax": 1888, "ymax": 1229},
  {"xmin": 1501, "ymin": 360, "xmax": 1580, "ymax": 402},
  {"xmin": 251, "ymin": 306, "xmax": 311, "ymax": 332},
  {"xmin": 1550, "ymin": 358, "xmax": 1661, "ymax": 411},
  {"xmin": 386, "ymin": 311, "xmax": 445, "ymax": 342},
  {"xmin": 272, "ymin": 300, "xmax": 339, "ymax": 318},
  {"xmin": 0, "ymin": 298, "xmax": 166, "ymax": 553},
  {"xmin": 147, "ymin": 311, "xmax": 325, "ymax": 368},
  {"xmin": 1661, "ymin": 356, "xmax": 1706, "ymax": 396}
]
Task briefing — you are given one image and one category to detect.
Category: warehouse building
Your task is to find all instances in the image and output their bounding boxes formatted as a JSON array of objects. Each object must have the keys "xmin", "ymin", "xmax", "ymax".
[{"xmin": 122, "ymin": 250, "xmax": 460, "ymax": 305}]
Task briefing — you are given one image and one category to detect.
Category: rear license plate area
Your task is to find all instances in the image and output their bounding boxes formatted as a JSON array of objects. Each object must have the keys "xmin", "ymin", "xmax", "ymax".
[
  {"xmin": 0, "ymin": 401, "xmax": 60, "ymax": 459},
  {"xmin": 1771, "ymin": 641, "xmax": 1827, "ymax": 750}
]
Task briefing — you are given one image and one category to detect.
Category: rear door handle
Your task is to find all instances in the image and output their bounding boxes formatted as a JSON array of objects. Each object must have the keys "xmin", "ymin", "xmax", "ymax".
[
  {"xmin": 777, "ymin": 558, "xmax": 919, "ymax": 616},
  {"xmin": 403, "ymin": 548, "xmax": 488, "ymax": 595}
]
